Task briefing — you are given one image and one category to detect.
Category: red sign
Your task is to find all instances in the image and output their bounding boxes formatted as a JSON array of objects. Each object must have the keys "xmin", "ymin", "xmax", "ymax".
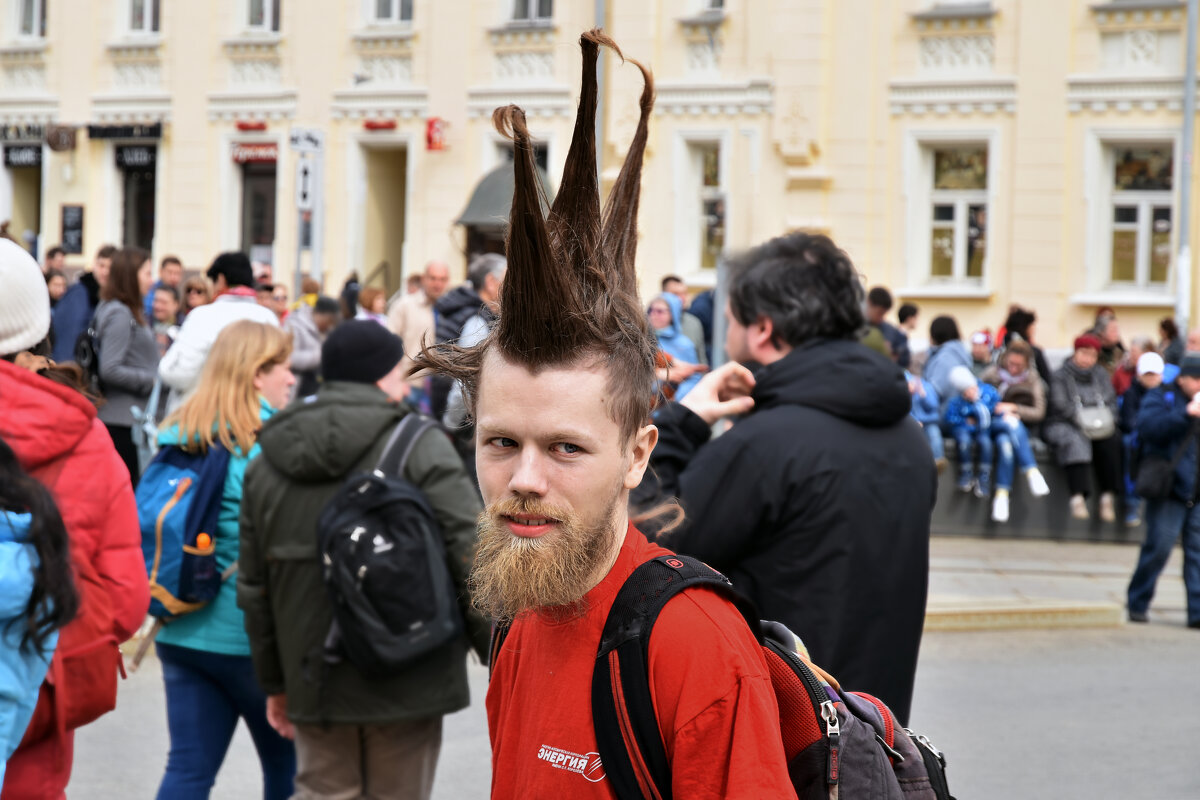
[
  {"xmin": 232, "ymin": 142, "xmax": 278, "ymax": 163},
  {"xmin": 236, "ymin": 121, "xmax": 267, "ymax": 132},
  {"xmin": 363, "ymin": 119, "xmax": 396, "ymax": 131},
  {"xmin": 426, "ymin": 117, "xmax": 446, "ymax": 151}
]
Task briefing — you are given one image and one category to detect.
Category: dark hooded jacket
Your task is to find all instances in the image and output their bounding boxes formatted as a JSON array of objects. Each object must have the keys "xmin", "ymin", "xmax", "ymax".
[
  {"xmin": 633, "ymin": 338, "xmax": 936, "ymax": 725},
  {"xmin": 49, "ymin": 272, "xmax": 101, "ymax": 363},
  {"xmin": 237, "ymin": 381, "xmax": 488, "ymax": 725},
  {"xmin": 430, "ymin": 285, "xmax": 495, "ymax": 420}
]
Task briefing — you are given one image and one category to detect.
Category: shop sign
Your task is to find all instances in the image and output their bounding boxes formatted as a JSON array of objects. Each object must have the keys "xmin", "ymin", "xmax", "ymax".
[
  {"xmin": 61, "ymin": 205, "xmax": 84, "ymax": 255},
  {"xmin": 87, "ymin": 123, "xmax": 163, "ymax": 140},
  {"xmin": 232, "ymin": 142, "xmax": 278, "ymax": 163},
  {"xmin": 0, "ymin": 124, "xmax": 44, "ymax": 142},
  {"xmin": 116, "ymin": 145, "xmax": 156, "ymax": 169},
  {"xmin": 46, "ymin": 125, "xmax": 77, "ymax": 152},
  {"xmin": 3, "ymin": 145, "xmax": 42, "ymax": 167}
]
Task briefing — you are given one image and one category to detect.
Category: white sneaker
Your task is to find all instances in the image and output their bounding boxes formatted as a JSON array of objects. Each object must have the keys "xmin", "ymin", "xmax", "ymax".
[
  {"xmin": 1026, "ymin": 468, "xmax": 1050, "ymax": 498},
  {"xmin": 1070, "ymin": 494, "xmax": 1089, "ymax": 520},
  {"xmin": 992, "ymin": 491, "xmax": 1010, "ymax": 523},
  {"xmin": 1099, "ymin": 493, "xmax": 1116, "ymax": 523}
]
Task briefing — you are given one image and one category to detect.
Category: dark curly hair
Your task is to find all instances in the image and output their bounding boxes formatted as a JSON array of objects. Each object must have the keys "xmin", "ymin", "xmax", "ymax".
[{"xmin": 726, "ymin": 232, "xmax": 865, "ymax": 349}]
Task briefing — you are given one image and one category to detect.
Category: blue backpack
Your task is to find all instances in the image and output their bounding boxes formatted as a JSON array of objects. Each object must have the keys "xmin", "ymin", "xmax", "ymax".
[{"xmin": 136, "ymin": 444, "xmax": 232, "ymax": 620}]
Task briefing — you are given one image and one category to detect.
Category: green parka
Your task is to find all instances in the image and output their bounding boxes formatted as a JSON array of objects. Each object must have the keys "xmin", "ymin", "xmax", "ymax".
[{"xmin": 237, "ymin": 380, "xmax": 488, "ymax": 725}]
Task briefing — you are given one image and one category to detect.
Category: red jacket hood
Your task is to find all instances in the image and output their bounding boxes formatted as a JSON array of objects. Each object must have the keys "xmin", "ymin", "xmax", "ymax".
[{"xmin": 0, "ymin": 359, "xmax": 97, "ymax": 469}]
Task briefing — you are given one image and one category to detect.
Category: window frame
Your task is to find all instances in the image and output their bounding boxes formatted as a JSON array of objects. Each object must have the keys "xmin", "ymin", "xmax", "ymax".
[
  {"xmin": 128, "ymin": 0, "xmax": 160, "ymax": 35},
  {"xmin": 1107, "ymin": 149, "xmax": 1174, "ymax": 289},
  {"xmin": 673, "ymin": 130, "xmax": 733, "ymax": 275},
  {"xmin": 15, "ymin": 0, "xmax": 47, "ymax": 40},
  {"xmin": 902, "ymin": 128, "xmax": 999, "ymax": 291},
  {"xmin": 370, "ymin": 0, "xmax": 412, "ymax": 25},
  {"xmin": 511, "ymin": 0, "xmax": 552, "ymax": 23},
  {"xmin": 245, "ymin": 0, "xmax": 281, "ymax": 33}
]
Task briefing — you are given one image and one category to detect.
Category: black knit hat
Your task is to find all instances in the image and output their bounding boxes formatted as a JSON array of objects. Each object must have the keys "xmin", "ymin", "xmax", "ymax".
[
  {"xmin": 206, "ymin": 251, "xmax": 254, "ymax": 288},
  {"xmin": 1180, "ymin": 352, "xmax": 1200, "ymax": 379},
  {"xmin": 321, "ymin": 320, "xmax": 405, "ymax": 384}
]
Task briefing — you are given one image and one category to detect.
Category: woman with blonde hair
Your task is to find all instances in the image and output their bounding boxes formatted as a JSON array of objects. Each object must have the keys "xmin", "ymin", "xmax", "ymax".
[
  {"xmin": 152, "ymin": 320, "xmax": 296, "ymax": 799},
  {"xmin": 181, "ymin": 276, "xmax": 212, "ymax": 319}
]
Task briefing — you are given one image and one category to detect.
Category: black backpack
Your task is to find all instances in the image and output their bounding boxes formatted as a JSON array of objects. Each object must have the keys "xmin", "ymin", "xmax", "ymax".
[
  {"xmin": 490, "ymin": 555, "xmax": 953, "ymax": 800},
  {"xmin": 74, "ymin": 316, "xmax": 103, "ymax": 395},
  {"xmin": 318, "ymin": 414, "xmax": 462, "ymax": 677}
]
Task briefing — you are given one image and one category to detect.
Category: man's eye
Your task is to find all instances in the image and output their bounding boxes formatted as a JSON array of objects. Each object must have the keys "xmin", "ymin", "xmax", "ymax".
[
  {"xmin": 490, "ymin": 437, "xmax": 517, "ymax": 449},
  {"xmin": 554, "ymin": 442, "xmax": 582, "ymax": 455}
]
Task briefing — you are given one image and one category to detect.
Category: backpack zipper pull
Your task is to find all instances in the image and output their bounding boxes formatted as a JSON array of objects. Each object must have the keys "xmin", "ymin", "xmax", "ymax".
[{"xmin": 822, "ymin": 700, "xmax": 840, "ymax": 786}]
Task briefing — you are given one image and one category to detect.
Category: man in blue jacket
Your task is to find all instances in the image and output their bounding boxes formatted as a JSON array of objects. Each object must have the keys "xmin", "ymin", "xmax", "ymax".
[
  {"xmin": 49, "ymin": 244, "xmax": 115, "ymax": 363},
  {"xmin": 1128, "ymin": 352, "xmax": 1200, "ymax": 627}
]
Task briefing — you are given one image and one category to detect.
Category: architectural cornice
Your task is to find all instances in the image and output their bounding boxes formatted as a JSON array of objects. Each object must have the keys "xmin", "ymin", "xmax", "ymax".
[
  {"xmin": 654, "ymin": 78, "xmax": 773, "ymax": 116},
  {"xmin": 889, "ymin": 76, "xmax": 1017, "ymax": 115},
  {"xmin": 352, "ymin": 28, "xmax": 415, "ymax": 48},
  {"xmin": 91, "ymin": 92, "xmax": 171, "ymax": 123},
  {"xmin": 206, "ymin": 89, "xmax": 297, "ymax": 121},
  {"xmin": 106, "ymin": 38, "xmax": 161, "ymax": 56},
  {"xmin": 0, "ymin": 96, "xmax": 56, "ymax": 124},
  {"xmin": 1066, "ymin": 73, "xmax": 1185, "ymax": 112},
  {"xmin": 466, "ymin": 84, "xmax": 572, "ymax": 118},
  {"xmin": 912, "ymin": 3, "xmax": 996, "ymax": 22},
  {"xmin": 331, "ymin": 86, "xmax": 427, "ymax": 120}
]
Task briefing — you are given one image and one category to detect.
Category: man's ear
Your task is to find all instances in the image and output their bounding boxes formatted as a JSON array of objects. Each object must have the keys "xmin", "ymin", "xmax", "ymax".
[
  {"xmin": 750, "ymin": 315, "xmax": 777, "ymax": 354},
  {"xmin": 624, "ymin": 424, "xmax": 659, "ymax": 490}
]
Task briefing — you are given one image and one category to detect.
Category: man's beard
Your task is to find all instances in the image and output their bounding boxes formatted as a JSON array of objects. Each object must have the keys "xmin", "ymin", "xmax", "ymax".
[{"xmin": 470, "ymin": 491, "xmax": 622, "ymax": 623}]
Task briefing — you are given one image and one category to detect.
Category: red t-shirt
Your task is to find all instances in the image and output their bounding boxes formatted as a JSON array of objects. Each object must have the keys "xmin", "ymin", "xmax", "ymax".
[{"xmin": 487, "ymin": 524, "xmax": 797, "ymax": 799}]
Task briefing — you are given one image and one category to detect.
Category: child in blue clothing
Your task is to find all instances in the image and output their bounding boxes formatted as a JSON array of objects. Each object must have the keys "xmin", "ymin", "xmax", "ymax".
[
  {"xmin": 0, "ymin": 438, "xmax": 78, "ymax": 784},
  {"xmin": 907, "ymin": 371, "xmax": 947, "ymax": 472},
  {"xmin": 945, "ymin": 365, "xmax": 1050, "ymax": 521}
]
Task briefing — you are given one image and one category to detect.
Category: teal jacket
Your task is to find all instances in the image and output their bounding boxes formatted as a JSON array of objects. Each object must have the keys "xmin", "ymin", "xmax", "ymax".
[
  {"xmin": 155, "ymin": 398, "xmax": 275, "ymax": 657},
  {"xmin": 0, "ymin": 511, "xmax": 57, "ymax": 782}
]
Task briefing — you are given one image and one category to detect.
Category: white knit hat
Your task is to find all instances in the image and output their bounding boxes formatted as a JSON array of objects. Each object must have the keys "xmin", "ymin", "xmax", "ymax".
[
  {"xmin": 0, "ymin": 238, "xmax": 51, "ymax": 356},
  {"xmin": 948, "ymin": 365, "xmax": 978, "ymax": 393}
]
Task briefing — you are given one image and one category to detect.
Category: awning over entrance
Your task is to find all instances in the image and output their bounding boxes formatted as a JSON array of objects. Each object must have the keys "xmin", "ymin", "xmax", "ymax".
[{"xmin": 456, "ymin": 163, "xmax": 554, "ymax": 228}]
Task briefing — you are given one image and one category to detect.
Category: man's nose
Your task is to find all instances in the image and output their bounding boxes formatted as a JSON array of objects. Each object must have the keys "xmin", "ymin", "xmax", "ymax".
[{"xmin": 508, "ymin": 448, "xmax": 548, "ymax": 497}]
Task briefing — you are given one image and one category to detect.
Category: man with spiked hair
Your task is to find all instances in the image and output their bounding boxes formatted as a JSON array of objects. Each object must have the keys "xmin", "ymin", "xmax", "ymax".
[{"xmin": 416, "ymin": 31, "xmax": 794, "ymax": 799}]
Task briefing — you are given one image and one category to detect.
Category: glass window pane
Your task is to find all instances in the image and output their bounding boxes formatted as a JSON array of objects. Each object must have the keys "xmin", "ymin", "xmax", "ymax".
[
  {"xmin": 1113, "ymin": 205, "xmax": 1138, "ymax": 224},
  {"xmin": 701, "ymin": 197, "xmax": 725, "ymax": 270},
  {"xmin": 513, "ymin": 0, "xmax": 529, "ymax": 19},
  {"xmin": 38, "ymin": 0, "xmax": 45, "ymax": 36},
  {"xmin": 933, "ymin": 147, "xmax": 988, "ymax": 190},
  {"xmin": 966, "ymin": 205, "xmax": 986, "ymax": 278},
  {"xmin": 20, "ymin": 0, "xmax": 34, "ymax": 35},
  {"xmin": 271, "ymin": 0, "xmax": 281, "ymax": 31},
  {"xmin": 931, "ymin": 228, "xmax": 954, "ymax": 277},
  {"xmin": 537, "ymin": 0, "xmax": 553, "ymax": 18},
  {"xmin": 152, "ymin": 0, "xmax": 160, "ymax": 32},
  {"xmin": 1111, "ymin": 230, "xmax": 1137, "ymax": 282},
  {"xmin": 1113, "ymin": 146, "xmax": 1173, "ymax": 191},
  {"xmin": 131, "ymin": 0, "xmax": 145, "ymax": 30},
  {"xmin": 702, "ymin": 146, "xmax": 719, "ymax": 187},
  {"xmin": 1150, "ymin": 207, "xmax": 1172, "ymax": 284},
  {"xmin": 932, "ymin": 204, "xmax": 954, "ymax": 222},
  {"xmin": 376, "ymin": 0, "xmax": 391, "ymax": 19},
  {"xmin": 400, "ymin": 0, "xmax": 412, "ymax": 21},
  {"xmin": 249, "ymin": 0, "xmax": 264, "ymax": 26}
]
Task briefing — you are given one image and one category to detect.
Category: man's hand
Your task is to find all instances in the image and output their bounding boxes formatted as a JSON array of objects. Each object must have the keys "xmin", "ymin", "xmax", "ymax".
[
  {"xmin": 681, "ymin": 362, "xmax": 756, "ymax": 425},
  {"xmin": 668, "ymin": 361, "xmax": 709, "ymax": 382},
  {"xmin": 266, "ymin": 694, "xmax": 294, "ymax": 740},
  {"xmin": 994, "ymin": 402, "xmax": 1018, "ymax": 415},
  {"xmin": 1187, "ymin": 397, "xmax": 1200, "ymax": 418}
]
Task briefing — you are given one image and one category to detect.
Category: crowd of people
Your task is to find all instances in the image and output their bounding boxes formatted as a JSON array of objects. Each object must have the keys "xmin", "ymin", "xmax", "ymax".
[{"xmin": 0, "ymin": 26, "xmax": 1197, "ymax": 800}]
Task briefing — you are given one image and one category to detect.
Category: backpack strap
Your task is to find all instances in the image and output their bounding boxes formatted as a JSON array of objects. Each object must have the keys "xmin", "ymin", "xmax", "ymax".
[
  {"xmin": 590, "ymin": 555, "xmax": 760, "ymax": 800},
  {"xmin": 374, "ymin": 413, "xmax": 437, "ymax": 478}
]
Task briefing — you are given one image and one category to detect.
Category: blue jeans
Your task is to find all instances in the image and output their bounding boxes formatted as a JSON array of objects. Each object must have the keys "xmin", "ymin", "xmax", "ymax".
[
  {"xmin": 157, "ymin": 642, "xmax": 296, "ymax": 800},
  {"xmin": 921, "ymin": 422, "xmax": 944, "ymax": 460},
  {"xmin": 991, "ymin": 417, "xmax": 1037, "ymax": 491},
  {"xmin": 1127, "ymin": 499, "xmax": 1200, "ymax": 624},
  {"xmin": 952, "ymin": 425, "xmax": 992, "ymax": 482}
]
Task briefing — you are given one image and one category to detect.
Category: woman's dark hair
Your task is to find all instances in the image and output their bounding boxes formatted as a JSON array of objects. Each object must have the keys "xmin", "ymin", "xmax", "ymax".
[
  {"xmin": 1004, "ymin": 308, "xmax": 1036, "ymax": 343},
  {"xmin": 727, "ymin": 233, "xmax": 865, "ymax": 348},
  {"xmin": 1161, "ymin": 317, "xmax": 1179, "ymax": 341},
  {"xmin": 101, "ymin": 246, "xmax": 150, "ymax": 325},
  {"xmin": 44, "ymin": 268, "xmax": 65, "ymax": 284},
  {"xmin": 897, "ymin": 302, "xmax": 919, "ymax": 325},
  {"xmin": 1, "ymin": 336, "xmax": 102, "ymax": 405},
  {"xmin": 0, "ymin": 437, "xmax": 78, "ymax": 653},
  {"xmin": 929, "ymin": 315, "xmax": 961, "ymax": 346}
]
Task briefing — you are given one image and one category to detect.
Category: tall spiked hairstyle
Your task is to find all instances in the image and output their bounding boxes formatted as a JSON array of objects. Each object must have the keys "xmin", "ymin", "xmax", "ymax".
[{"xmin": 414, "ymin": 30, "xmax": 658, "ymax": 442}]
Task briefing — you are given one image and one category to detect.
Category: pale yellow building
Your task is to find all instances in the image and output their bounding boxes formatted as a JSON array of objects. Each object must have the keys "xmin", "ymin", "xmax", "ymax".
[{"xmin": 1, "ymin": 0, "xmax": 1196, "ymax": 350}]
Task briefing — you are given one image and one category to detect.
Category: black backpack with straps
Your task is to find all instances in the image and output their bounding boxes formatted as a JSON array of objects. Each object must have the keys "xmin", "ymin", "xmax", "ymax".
[{"xmin": 318, "ymin": 413, "xmax": 463, "ymax": 677}]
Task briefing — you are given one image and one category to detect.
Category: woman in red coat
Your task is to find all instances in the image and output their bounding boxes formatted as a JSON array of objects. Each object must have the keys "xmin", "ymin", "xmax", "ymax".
[{"xmin": 0, "ymin": 239, "xmax": 149, "ymax": 798}]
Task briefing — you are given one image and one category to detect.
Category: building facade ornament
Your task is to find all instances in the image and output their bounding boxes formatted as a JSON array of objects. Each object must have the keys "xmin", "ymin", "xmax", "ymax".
[
  {"xmin": 330, "ymin": 87, "xmax": 427, "ymax": 120},
  {"xmin": 494, "ymin": 50, "xmax": 554, "ymax": 83},
  {"xmin": 1066, "ymin": 74, "xmax": 1187, "ymax": 112},
  {"xmin": 654, "ymin": 78, "xmax": 773, "ymax": 117},
  {"xmin": 466, "ymin": 85, "xmax": 572, "ymax": 119},
  {"xmin": 889, "ymin": 76, "xmax": 1017, "ymax": 115},
  {"xmin": 919, "ymin": 34, "xmax": 995, "ymax": 74}
]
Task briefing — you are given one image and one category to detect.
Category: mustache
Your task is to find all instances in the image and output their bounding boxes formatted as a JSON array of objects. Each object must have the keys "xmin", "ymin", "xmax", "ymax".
[{"xmin": 484, "ymin": 496, "xmax": 573, "ymax": 525}]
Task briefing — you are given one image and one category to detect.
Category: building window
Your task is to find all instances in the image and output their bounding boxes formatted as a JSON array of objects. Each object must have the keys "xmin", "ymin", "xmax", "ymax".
[
  {"xmin": 497, "ymin": 140, "xmax": 549, "ymax": 172},
  {"xmin": 512, "ymin": 0, "xmax": 552, "ymax": 22},
  {"xmin": 373, "ymin": 0, "xmax": 412, "ymax": 24},
  {"xmin": 129, "ymin": 0, "xmax": 159, "ymax": 34},
  {"xmin": 928, "ymin": 146, "xmax": 988, "ymax": 281},
  {"xmin": 705, "ymin": 0, "xmax": 724, "ymax": 9},
  {"xmin": 1109, "ymin": 146, "xmax": 1173, "ymax": 287},
  {"xmin": 18, "ymin": 0, "xmax": 46, "ymax": 38},
  {"xmin": 689, "ymin": 142, "xmax": 725, "ymax": 270},
  {"xmin": 247, "ymin": 0, "xmax": 280, "ymax": 32}
]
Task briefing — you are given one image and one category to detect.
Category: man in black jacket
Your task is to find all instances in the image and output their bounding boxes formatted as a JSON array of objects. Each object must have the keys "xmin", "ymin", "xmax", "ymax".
[{"xmin": 633, "ymin": 232, "xmax": 936, "ymax": 725}]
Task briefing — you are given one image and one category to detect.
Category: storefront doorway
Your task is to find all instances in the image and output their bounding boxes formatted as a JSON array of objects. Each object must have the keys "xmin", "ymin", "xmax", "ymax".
[
  {"xmin": 232, "ymin": 142, "xmax": 278, "ymax": 268},
  {"xmin": 361, "ymin": 145, "xmax": 406, "ymax": 296},
  {"xmin": 117, "ymin": 144, "xmax": 156, "ymax": 251},
  {"xmin": 3, "ymin": 143, "xmax": 43, "ymax": 256}
]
